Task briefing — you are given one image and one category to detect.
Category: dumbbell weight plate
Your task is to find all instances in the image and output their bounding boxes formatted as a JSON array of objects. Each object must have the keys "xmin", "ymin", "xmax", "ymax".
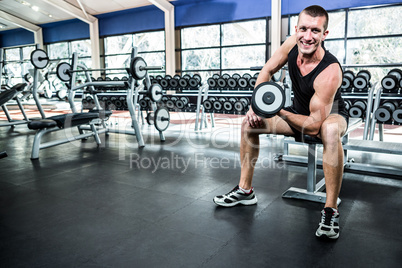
[
  {"xmin": 223, "ymin": 101, "xmax": 233, "ymax": 111},
  {"xmin": 166, "ymin": 99, "xmax": 175, "ymax": 109},
  {"xmin": 160, "ymin": 79, "xmax": 169, "ymax": 88},
  {"xmin": 342, "ymin": 76, "xmax": 352, "ymax": 89},
  {"xmin": 154, "ymin": 107, "xmax": 170, "ymax": 132},
  {"xmin": 130, "ymin": 57, "xmax": 147, "ymax": 80},
  {"xmin": 375, "ymin": 107, "xmax": 392, "ymax": 122},
  {"xmin": 217, "ymin": 78, "xmax": 226, "ymax": 88},
  {"xmin": 150, "ymin": 84, "xmax": 163, "ymax": 102},
  {"xmin": 169, "ymin": 78, "xmax": 179, "ymax": 88},
  {"xmin": 188, "ymin": 78, "xmax": 198, "ymax": 88},
  {"xmin": 234, "ymin": 101, "xmax": 245, "ymax": 112},
  {"xmin": 179, "ymin": 78, "xmax": 188, "ymax": 87},
  {"xmin": 393, "ymin": 108, "xmax": 402, "ymax": 124},
  {"xmin": 31, "ymin": 49, "xmax": 49, "ymax": 69},
  {"xmin": 193, "ymin": 74, "xmax": 201, "ymax": 83},
  {"xmin": 146, "ymin": 112, "xmax": 155, "ymax": 125},
  {"xmin": 203, "ymin": 100, "xmax": 213, "ymax": 110},
  {"xmin": 56, "ymin": 62, "xmax": 72, "ymax": 82},
  {"xmin": 227, "ymin": 78, "xmax": 237, "ymax": 88},
  {"xmin": 213, "ymin": 101, "xmax": 223, "ymax": 111},
  {"xmin": 176, "ymin": 100, "xmax": 185, "ymax": 109},
  {"xmin": 238, "ymin": 78, "xmax": 248, "ymax": 89},
  {"xmin": 207, "ymin": 78, "xmax": 217, "ymax": 88},
  {"xmin": 251, "ymin": 82, "xmax": 285, "ymax": 118}
]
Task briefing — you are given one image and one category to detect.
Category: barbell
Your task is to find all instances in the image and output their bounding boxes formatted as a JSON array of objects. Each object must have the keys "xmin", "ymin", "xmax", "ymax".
[
  {"xmin": 56, "ymin": 56, "xmax": 164, "ymax": 82},
  {"xmin": 30, "ymin": 49, "xmax": 50, "ymax": 69},
  {"xmin": 146, "ymin": 107, "xmax": 171, "ymax": 132}
]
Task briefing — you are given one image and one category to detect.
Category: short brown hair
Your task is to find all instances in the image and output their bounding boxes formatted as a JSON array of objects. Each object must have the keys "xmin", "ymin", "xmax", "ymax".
[{"xmin": 298, "ymin": 5, "xmax": 329, "ymax": 31}]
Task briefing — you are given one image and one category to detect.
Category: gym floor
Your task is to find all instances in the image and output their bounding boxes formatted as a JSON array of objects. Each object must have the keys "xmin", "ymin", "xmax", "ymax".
[{"xmin": 1, "ymin": 110, "xmax": 402, "ymax": 267}]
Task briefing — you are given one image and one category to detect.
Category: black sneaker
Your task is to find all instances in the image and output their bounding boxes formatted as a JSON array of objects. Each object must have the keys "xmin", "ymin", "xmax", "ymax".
[
  {"xmin": 315, "ymin": 207, "xmax": 340, "ymax": 239},
  {"xmin": 213, "ymin": 185, "xmax": 258, "ymax": 207}
]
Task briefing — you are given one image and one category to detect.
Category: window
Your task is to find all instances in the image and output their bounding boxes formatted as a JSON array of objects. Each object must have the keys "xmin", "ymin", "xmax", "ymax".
[
  {"xmin": 104, "ymin": 31, "xmax": 165, "ymax": 78},
  {"xmin": 2, "ymin": 45, "xmax": 35, "ymax": 86},
  {"xmin": 181, "ymin": 19, "xmax": 267, "ymax": 81}
]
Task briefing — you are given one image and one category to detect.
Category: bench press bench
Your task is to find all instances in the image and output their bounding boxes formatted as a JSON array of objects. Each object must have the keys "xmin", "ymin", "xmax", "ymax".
[
  {"xmin": 28, "ymin": 110, "xmax": 112, "ymax": 160},
  {"xmin": 278, "ymin": 117, "xmax": 362, "ymax": 205}
]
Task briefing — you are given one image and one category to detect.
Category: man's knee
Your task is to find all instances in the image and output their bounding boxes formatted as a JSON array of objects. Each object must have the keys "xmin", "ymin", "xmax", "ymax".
[{"xmin": 320, "ymin": 117, "xmax": 346, "ymax": 145}]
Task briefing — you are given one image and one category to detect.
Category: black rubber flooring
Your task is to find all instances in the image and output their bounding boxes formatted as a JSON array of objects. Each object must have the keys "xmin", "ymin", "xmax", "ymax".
[{"xmin": 1, "ymin": 123, "xmax": 401, "ymax": 267}]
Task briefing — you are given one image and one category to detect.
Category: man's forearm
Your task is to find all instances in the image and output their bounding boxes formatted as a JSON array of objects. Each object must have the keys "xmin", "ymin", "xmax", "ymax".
[{"xmin": 278, "ymin": 109, "xmax": 322, "ymax": 136}]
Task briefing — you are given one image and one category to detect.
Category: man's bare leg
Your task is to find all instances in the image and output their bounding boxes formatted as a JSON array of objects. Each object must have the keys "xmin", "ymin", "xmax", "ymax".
[
  {"xmin": 239, "ymin": 116, "xmax": 295, "ymax": 190},
  {"xmin": 320, "ymin": 114, "xmax": 348, "ymax": 209}
]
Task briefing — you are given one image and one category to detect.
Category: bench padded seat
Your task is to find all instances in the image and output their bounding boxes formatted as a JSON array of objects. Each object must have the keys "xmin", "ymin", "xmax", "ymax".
[{"xmin": 28, "ymin": 113, "xmax": 100, "ymax": 130}]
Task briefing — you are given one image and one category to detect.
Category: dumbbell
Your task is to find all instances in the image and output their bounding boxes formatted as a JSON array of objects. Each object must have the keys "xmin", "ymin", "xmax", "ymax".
[
  {"xmin": 188, "ymin": 75, "xmax": 200, "ymax": 88},
  {"xmin": 232, "ymin": 73, "xmax": 241, "ymax": 80},
  {"xmin": 238, "ymin": 77, "xmax": 248, "ymax": 90},
  {"xmin": 381, "ymin": 69, "xmax": 402, "ymax": 92},
  {"xmin": 165, "ymin": 96, "xmax": 176, "ymax": 110},
  {"xmin": 202, "ymin": 97, "xmax": 216, "ymax": 111},
  {"xmin": 249, "ymin": 77, "xmax": 257, "ymax": 88},
  {"xmin": 348, "ymin": 100, "xmax": 367, "ymax": 118},
  {"xmin": 344, "ymin": 100, "xmax": 352, "ymax": 111},
  {"xmin": 160, "ymin": 77, "xmax": 169, "ymax": 89},
  {"xmin": 222, "ymin": 97, "xmax": 237, "ymax": 112},
  {"xmin": 375, "ymin": 100, "xmax": 398, "ymax": 123},
  {"xmin": 139, "ymin": 97, "xmax": 151, "ymax": 110},
  {"xmin": 169, "ymin": 76, "xmax": 179, "ymax": 88},
  {"xmin": 251, "ymin": 82, "xmax": 285, "ymax": 118},
  {"xmin": 342, "ymin": 70, "xmax": 355, "ymax": 91},
  {"xmin": 207, "ymin": 77, "xmax": 217, "ymax": 88},
  {"xmin": 353, "ymin": 70, "xmax": 371, "ymax": 90},
  {"xmin": 234, "ymin": 97, "xmax": 250, "ymax": 113},
  {"xmin": 217, "ymin": 76, "xmax": 227, "ymax": 88},
  {"xmin": 227, "ymin": 77, "xmax": 237, "ymax": 89},
  {"xmin": 213, "ymin": 97, "xmax": 227, "ymax": 111},
  {"xmin": 178, "ymin": 76, "xmax": 188, "ymax": 88},
  {"xmin": 392, "ymin": 103, "xmax": 402, "ymax": 124},
  {"xmin": 175, "ymin": 96, "xmax": 189, "ymax": 110}
]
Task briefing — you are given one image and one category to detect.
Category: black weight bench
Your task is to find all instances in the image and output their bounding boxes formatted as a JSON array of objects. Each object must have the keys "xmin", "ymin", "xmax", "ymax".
[
  {"xmin": 28, "ymin": 110, "xmax": 112, "ymax": 159},
  {"xmin": 279, "ymin": 117, "xmax": 362, "ymax": 205}
]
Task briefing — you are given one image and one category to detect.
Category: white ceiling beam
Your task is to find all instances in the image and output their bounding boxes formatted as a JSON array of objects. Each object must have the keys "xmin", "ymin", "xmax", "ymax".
[
  {"xmin": 0, "ymin": 10, "xmax": 43, "ymax": 48},
  {"xmin": 41, "ymin": 0, "xmax": 100, "ymax": 69},
  {"xmin": 41, "ymin": 0, "xmax": 97, "ymax": 24},
  {"xmin": 148, "ymin": 0, "xmax": 176, "ymax": 76}
]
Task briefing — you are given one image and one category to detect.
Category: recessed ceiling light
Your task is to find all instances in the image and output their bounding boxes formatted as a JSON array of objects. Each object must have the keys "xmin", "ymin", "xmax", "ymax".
[{"xmin": 32, "ymin": 6, "xmax": 39, "ymax": 11}]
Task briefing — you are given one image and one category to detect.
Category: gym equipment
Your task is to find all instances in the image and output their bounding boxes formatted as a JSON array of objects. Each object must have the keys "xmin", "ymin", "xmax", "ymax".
[
  {"xmin": 342, "ymin": 70, "xmax": 354, "ymax": 90},
  {"xmin": 146, "ymin": 107, "xmax": 170, "ymax": 132},
  {"xmin": 56, "ymin": 57, "xmax": 163, "ymax": 82},
  {"xmin": 353, "ymin": 70, "xmax": 371, "ymax": 90},
  {"xmin": 234, "ymin": 97, "xmax": 250, "ymax": 113},
  {"xmin": 0, "ymin": 83, "xmax": 31, "ymax": 127},
  {"xmin": 393, "ymin": 103, "xmax": 402, "ymax": 124},
  {"xmin": 348, "ymin": 100, "xmax": 367, "ymax": 118},
  {"xmin": 374, "ymin": 100, "xmax": 398, "ymax": 123},
  {"xmin": 381, "ymin": 69, "xmax": 402, "ymax": 91},
  {"xmin": 251, "ymin": 82, "xmax": 285, "ymax": 118},
  {"xmin": 30, "ymin": 49, "xmax": 50, "ymax": 69}
]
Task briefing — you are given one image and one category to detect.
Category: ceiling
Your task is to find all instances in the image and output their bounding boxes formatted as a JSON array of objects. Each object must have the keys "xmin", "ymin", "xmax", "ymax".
[{"xmin": 0, "ymin": 0, "xmax": 176, "ymax": 32}]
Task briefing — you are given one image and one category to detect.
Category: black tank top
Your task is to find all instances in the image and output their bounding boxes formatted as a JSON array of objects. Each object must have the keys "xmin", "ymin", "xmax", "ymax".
[{"xmin": 287, "ymin": 45, "xmax": 346, "ymax": 116}]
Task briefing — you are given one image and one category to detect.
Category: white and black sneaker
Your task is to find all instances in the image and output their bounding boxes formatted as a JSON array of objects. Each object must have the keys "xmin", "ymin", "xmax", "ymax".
[
  {"xmin": 316, "ymin": 207, "xmax": 340, "ymax": 240},
  {"xmin": 213, "ymin": 185, "xmax": 258, "ymax": 207}
]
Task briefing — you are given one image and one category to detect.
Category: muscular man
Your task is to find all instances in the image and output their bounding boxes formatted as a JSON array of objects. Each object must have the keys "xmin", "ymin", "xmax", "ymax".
[{"xmin": 213, "ymin": 5, "xmax": 348, "ymax": 240}]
